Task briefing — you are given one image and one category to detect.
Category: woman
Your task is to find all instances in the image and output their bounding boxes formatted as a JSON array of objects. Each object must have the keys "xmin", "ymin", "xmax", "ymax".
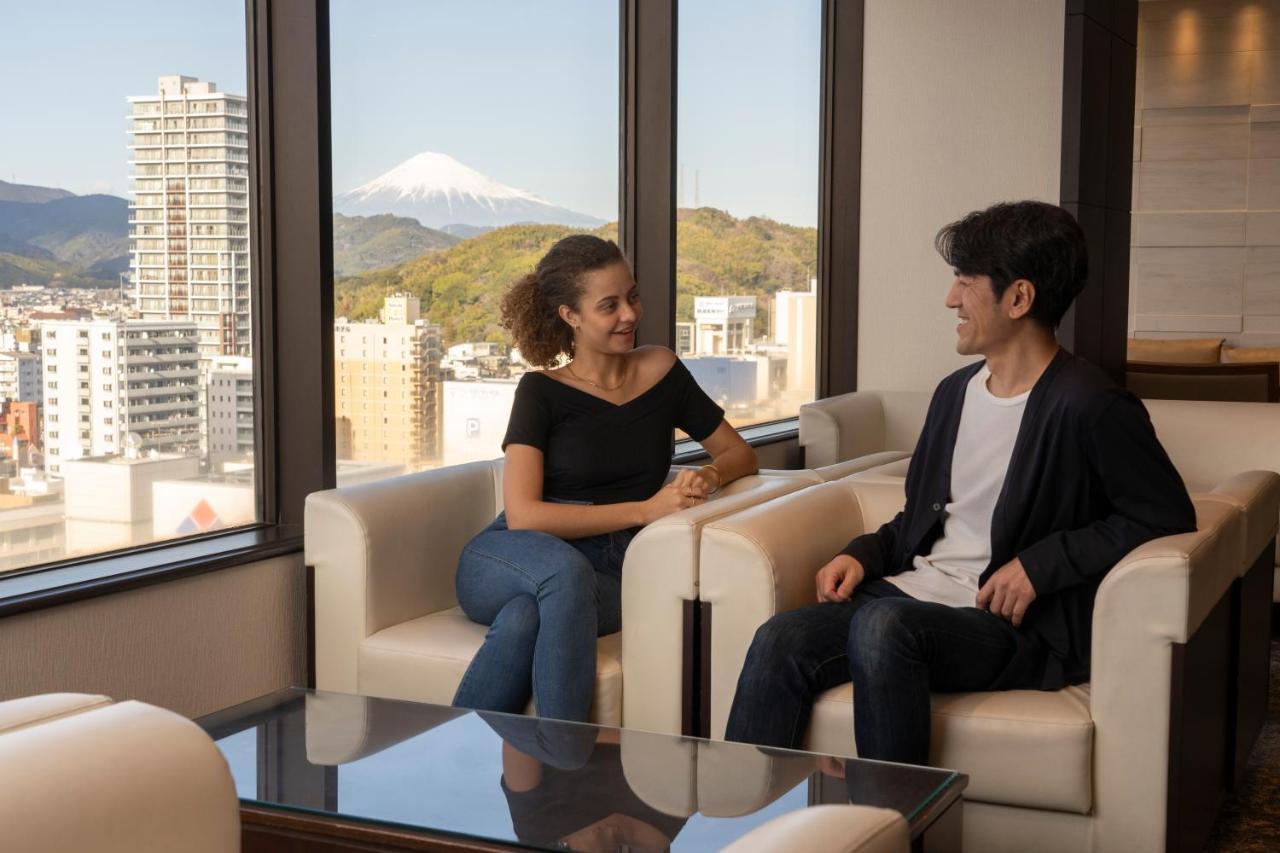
[{"xmin": 451, "ymin": 234, "xmax": 758, "ymax": 723}]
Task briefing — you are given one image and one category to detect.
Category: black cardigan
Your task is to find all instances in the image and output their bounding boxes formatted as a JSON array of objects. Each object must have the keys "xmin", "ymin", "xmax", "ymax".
[{"xmin": 841, "ymin": 349, "xmax": 1197, "ymax": 689}]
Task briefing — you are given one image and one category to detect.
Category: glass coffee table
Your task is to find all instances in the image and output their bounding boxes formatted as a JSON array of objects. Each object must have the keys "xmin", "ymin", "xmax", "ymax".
[{"xmin": 199, "ymin": 687, "xmax": 966, "ymax": 852}]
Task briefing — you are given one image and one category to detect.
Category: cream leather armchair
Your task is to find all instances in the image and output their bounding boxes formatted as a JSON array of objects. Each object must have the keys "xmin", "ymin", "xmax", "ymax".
[
  {"xmin": 798, "ymin": 390, "xmax": 1280, "ymax": 798},
  {"xmin": 698, "ymin": 475, "xmax": 1245, "ymax": 853},
  {"xmin": 306, "ymin": 458, "xmax": 817, "ymax": 727},
  {"xmin": 0, "ymin": 693, "xmax": 240, "ymax": 853}
]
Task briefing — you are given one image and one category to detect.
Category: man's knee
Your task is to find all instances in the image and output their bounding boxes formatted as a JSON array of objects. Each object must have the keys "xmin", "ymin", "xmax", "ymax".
[
  {"xmin": 744, "ymin": 611, "xmax": 819, "ymax": 674},
  {"xmin": 848, "ymin": 599, "xmax": 917, "ymax": 673}
]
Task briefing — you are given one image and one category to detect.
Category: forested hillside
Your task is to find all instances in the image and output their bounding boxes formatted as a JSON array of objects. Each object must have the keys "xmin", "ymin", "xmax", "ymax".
[{"xmin": 334, "ymin": 207, "xmax": 816, "ymax": 347}]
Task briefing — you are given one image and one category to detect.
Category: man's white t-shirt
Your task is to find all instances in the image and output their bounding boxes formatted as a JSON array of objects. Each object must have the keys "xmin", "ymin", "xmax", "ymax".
[{"xmin": 886, "ymin": 366, "xmax": 1030, "ymax": 608}]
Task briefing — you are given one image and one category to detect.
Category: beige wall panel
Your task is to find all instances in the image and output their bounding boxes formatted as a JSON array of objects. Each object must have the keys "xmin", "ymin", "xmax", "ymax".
[
  {"xmin": 1137, "ymin": 158, "xmax": 1247, "ymax": 209},
  {"xmin": 1135, "ymin": 212, "xmax": 1245, "ymax": 246},
  {"xmin": 1133, "ymin": 246, "xmax": 1246, "ymax": 315},
  {"xmin": 1140, "ymin": 13, "xmax": 1255, "ymax": 57},
  {"xmin": 857, "ymin": 0, "xmax": 1063, "ymax": 392},
  {"xmin": 0, "ymin": 555, "xmax": 306, "ymax": 718},
  {"xmin": 1245, "ymin": 246, "xmax": 1280, "ymax": 313},
  {"xmin": 1253, "ymin": 104, "xmax": 1280, "ymax": 122},
  {"xmin": 1253, "ymin": 50, "xmax": 1280, "ymax": 103},
  {"xmin": 1246, "ymin": 211, "xmax": 1280, "ymax": 243},
  {"xmin": 1243, "ymin": 314, "xmax": 1280, "ymax": 331},
  {"xmin": 1249, "ymin": 157, "xmax": 1280, "ymax": 207},
  {"xmin": 1141, "ymin": 105, "xmax": 1250, "ymax": 125},
  {"xmin": 1250, "ymin": 120, "xmax": 1280, "ymax": 157},
  {"xmin": 1133, "ymin": 314, "xmax": 1243, "ymax": 332},
  {"xmin": 1143, "ymin": 52, "xmax": 1252, "ymax": 108},
  {"xmin": 1142, "ymin": 122, "xmax": 1249, "ymax": 159}
]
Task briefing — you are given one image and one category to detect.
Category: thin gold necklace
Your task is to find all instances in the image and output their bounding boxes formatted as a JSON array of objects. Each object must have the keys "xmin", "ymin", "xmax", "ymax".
[{"xmin": 565, "ymin": 362, "xmax": 628, "ymax": 392}]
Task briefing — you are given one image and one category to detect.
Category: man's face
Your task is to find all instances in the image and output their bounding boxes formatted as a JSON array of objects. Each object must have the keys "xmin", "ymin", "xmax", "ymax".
[{"xmin": 945, "ymin": 271, "xmax": 1018, "ymax": 356}]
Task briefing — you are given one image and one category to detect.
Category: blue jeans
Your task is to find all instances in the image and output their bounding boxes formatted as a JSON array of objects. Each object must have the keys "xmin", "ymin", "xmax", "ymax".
[
  {"xmin": 724, "ymin": 578, "xmax": 1032, "ymax": 765},
  {"xmin": 451, "ymin": 511, "xmax": 636, "ymax": 723}
]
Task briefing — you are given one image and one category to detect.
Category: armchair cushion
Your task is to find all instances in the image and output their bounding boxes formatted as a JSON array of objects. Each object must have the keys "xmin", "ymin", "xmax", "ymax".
[
  {"xmin": 359, "ymin": 607, "xmax": 624, "ymax": 725},
  {"xmin": 805, "ymin": 684, "xmax": 1094, "ymax": 813}
]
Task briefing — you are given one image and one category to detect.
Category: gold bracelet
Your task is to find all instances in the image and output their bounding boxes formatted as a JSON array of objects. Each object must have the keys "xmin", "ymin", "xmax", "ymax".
[{"xmin": 700, "ymin": 464, "xmax": 722, "ymax": 496}]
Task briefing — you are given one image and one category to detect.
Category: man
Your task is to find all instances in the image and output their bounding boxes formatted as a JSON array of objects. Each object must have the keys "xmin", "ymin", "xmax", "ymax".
[{"xmin": 724, "ymin": 200, "xmax": 1196, "ymax": 765}]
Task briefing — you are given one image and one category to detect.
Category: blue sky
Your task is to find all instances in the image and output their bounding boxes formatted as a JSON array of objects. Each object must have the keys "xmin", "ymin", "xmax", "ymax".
[{"xmin": 1, "ymin": 0, "xmax": 819, "ymax": 227}]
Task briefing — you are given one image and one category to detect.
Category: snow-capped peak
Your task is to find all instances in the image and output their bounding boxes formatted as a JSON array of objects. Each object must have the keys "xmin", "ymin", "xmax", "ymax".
[
  {"xmin": 334, "ymin": 151, "xmax": 604, "ymax": 230},
  {"xmin": 342, "ymin": 151, "xmax": 545, "ymax": 206}
]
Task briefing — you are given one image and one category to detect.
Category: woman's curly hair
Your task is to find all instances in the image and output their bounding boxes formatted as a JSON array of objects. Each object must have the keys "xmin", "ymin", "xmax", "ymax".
[{"xmin": 501, "ymin": 234, "xmax": 626, "ymax": 367}]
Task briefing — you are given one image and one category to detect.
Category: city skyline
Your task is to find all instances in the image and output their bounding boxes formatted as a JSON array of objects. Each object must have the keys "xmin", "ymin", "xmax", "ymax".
[{"xmin": 2, "ymin": 0, "xmax": 820, "ymax": 227}]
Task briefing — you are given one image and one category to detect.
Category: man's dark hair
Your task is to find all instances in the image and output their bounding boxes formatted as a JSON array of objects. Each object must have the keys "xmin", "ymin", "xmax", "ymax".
[{"xmin": 934, "ymin": 201, "xmax": 1088, "ymax": 329}]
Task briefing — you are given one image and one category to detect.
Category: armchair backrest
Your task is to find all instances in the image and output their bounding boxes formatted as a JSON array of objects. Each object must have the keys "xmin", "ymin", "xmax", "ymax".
[
  {"xmin": 306, "ymin": 458, "xmax": 503, "ymax": 694},
  {"xmin": 1144, "ymin": 399, "xmax": 1280, "ymax": 492},
  {"xmin": 799, "ymin": 391, "xmax": 929, "ymax": 469}
]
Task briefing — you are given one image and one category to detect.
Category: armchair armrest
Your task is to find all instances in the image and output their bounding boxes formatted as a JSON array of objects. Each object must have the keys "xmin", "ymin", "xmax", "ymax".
[
  {"xmin": 699, "ymin": 481, "xmax": 874, "ymax": 739},
  {"xmin": 622, "ymin": 474, "xmax": 816, "ymax": 735},
  {"xmin": 306, "ymin": 459, "xmax": 503, "ymax": 694},
  {"xmin": 723, "ymin": 804, "xmax": 909, "ymax": 853},
  {"xmin": 1202, "ymin": 470, "xmax": 1280, "ymax": 572},
  {"xmin": 0, "ymin": 700, "xmax": 240, "ymax": 853},
  {"xmin": 1090, "ymin": 498, "xmax": 1242, "ymax": 852}
]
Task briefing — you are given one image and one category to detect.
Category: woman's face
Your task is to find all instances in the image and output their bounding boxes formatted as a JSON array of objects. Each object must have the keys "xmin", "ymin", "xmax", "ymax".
[{"xmin": 562, "ymin": 261, "xmax": 642, "ymax": 357}]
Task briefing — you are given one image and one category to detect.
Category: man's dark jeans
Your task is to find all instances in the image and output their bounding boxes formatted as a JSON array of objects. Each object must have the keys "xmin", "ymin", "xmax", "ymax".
[{"xmin": 723, "ymin": 578, "xmax": 1034, "ymax": 766}]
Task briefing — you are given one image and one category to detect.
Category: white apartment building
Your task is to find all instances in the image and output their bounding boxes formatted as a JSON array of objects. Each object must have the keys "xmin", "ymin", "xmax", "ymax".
[
  {"xmin": 0, "ymin": 352, "xmax": 42, "ymax": 403},
  {"xmin": 39, "ymin": 320, "xmax": 201, "ymax": 476},
  {"xmin": 127, "ymin": 75, "xmax": 251, "ymax": 359},
  {"xmin": 335, "ymin": 294, "xmax": 443, "ymax": 469},
  {"xmin": 206, "ymin": 355, "xmax": 254, "ymax": 464},
  {"xmin": 692, "ymin": 296, "xmax": 757, "ymax": 355}
]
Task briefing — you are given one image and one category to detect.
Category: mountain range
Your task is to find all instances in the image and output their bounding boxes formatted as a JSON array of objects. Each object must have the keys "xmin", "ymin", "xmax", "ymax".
[
  {"xmin": 0, "ymin": 187, "xmax": 129, "ymax": 287},
  {"xmin": 334, "ymin": 151, "xmax": 604, "ymax": 231}
]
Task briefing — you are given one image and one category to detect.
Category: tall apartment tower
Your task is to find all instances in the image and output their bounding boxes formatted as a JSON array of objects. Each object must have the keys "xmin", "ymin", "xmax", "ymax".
[
  {"xmin": 127, "ymin": 76, "xmax": 251, "ymax": 359},
  {"xmin": 39, "ymin": 320, "xmax": 201, "ymax": 476},
  {"xmin": 334, "ymin": 294, "xmax": 443, "ymax": 469}
]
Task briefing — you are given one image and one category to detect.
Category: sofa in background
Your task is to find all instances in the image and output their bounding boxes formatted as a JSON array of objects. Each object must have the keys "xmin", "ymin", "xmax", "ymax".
[
  {"xmin": 0, "ymin": 693, "xmax": 239, "ymax": 853},
  {"xmin": 1126, "ymin": 336, "xmax": 1280, "ymax": 403}
]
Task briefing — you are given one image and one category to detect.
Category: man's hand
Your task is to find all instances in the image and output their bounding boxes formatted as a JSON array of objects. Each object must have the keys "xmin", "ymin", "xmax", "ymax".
[
  {"xmin": 815, "ymin": 554, "xmax": 865, "ymax": 603},
  {"xmin": 976, "ymin": 558, "xmax": 1037, "ymax": 626}
]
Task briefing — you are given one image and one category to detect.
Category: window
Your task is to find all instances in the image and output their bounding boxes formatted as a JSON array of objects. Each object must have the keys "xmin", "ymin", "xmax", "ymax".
[
  {"xmin": 0, "ymin": 0, "xmax": 260, "ymax": 576},
  {"xmin": 329, "ymin": 0, "xmax": 617, "ymax": 479},
  {"xmin": 676, "ymin": 0, "xmax": 821, "ymax": 427}
]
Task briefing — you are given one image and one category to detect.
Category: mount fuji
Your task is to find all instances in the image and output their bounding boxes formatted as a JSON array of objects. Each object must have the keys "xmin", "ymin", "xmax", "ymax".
[{"xmin": 334, "ymin": 152, "xmax": 604, "ymax": 231}]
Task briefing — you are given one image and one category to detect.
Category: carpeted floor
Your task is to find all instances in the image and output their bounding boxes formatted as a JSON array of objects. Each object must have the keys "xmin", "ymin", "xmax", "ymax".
[{"xmin": 1205, "ymin": 637, "xmax": 1280, "ymax": 851}]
